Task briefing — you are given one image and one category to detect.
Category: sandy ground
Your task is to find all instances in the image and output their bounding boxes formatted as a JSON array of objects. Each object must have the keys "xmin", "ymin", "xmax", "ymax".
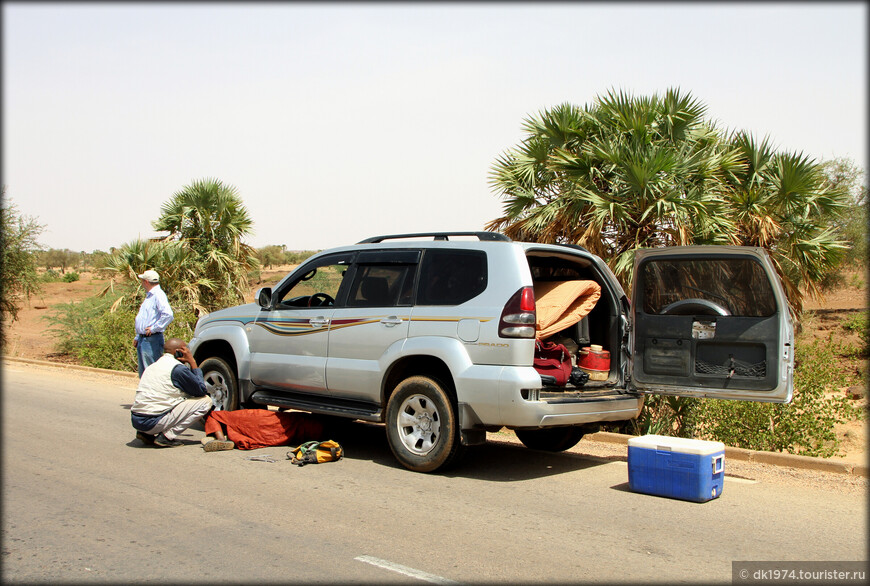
[{"xmin": 4, "ymin": 266, "xmax": 867, "ymax": 466}]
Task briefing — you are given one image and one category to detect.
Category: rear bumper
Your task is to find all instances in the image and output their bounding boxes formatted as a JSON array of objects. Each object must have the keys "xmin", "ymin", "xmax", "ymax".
[{"xmin": 455, "ymin": 364, "xmax": 643, "ymax": 429}]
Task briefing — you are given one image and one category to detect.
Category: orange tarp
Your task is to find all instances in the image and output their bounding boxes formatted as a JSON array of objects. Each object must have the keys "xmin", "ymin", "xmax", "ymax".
[
  {"xmin": 204, "ymin": 410, "xmax": 325, "ymax": 450},
  {"xmin": 534, "ymin": 280, "xmax": 601, "ymax": 340}
]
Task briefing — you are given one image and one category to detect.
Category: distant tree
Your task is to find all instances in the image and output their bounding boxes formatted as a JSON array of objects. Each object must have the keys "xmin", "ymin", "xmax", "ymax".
[
  {"xmin": 256, "ymin": 244, "xmax": 286, "ymax": 269},
  {"xmin": 1, "ymin": 191, "xmax": 44, "ymax": 348},
  {"xmin": 84, "ymin": 250, "xmax": 110, "ymax": 270},
  {"xmin": 42, "ymin": 248, "xmax": 80, "ymax": 274},
  {"xmin": 821, "ymin": 157, "xmax": 867, "ymax": 268},
  {"xmin": 284, "ymin": 250, "xmax": 318, "ymax": 265}
]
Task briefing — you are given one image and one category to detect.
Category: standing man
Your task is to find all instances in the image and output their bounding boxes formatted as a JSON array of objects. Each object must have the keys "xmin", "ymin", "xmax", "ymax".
[
  {"xmin": 133, "ymin": 269, "xmax": 174, "ymax": 378},
  {"xmin": 131, "ymin": 337, "xmax": 213, "ymax": 447}
]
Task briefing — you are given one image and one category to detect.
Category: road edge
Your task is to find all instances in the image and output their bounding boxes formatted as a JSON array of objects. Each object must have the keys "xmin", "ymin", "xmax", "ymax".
[
  {"xmin": 3, "ymin": 355, "xmax": 866, "ymax": 478},
  {"xmin": 2, "ymin": 355, "xmax": 139, "ymax": 379}
]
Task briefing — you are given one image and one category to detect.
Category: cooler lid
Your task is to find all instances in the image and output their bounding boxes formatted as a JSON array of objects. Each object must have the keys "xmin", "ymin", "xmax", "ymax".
[{"xmin": 628, "ymin": 434, "xmax": 725, "ymax": 455}]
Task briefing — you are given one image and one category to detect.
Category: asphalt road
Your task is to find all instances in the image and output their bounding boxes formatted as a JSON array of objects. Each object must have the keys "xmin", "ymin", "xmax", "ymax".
[{"xmin": 2, "ymin": 363, "xmax": 866, "ymax": 584}]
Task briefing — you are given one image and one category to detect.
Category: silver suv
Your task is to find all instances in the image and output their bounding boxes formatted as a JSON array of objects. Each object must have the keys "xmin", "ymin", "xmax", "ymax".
[{"xmin": 189, "ymin": 232, "xmax": 793, "ymax": 472}]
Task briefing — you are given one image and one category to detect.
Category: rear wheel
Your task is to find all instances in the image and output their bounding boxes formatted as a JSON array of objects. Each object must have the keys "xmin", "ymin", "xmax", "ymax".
[
  {"xmin": 515, "ymin": 426, "xmax": 586, "ymax": 452},
  {"xmin": 385, "ymin": 376, "xmax": 463, "ymax": 473},
  {"xmin": 200, "ymin": 357, "xmax": 239, "ymax": 411}
]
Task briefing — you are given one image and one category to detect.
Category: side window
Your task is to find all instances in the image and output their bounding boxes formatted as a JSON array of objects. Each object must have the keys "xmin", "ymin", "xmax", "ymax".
[
  {"xmin": 346, "ymin": 265, "xmax": 414, "ymax": 307},
  {"xmin": 276, "ymin": 253, "xmax": 353, "ymax": 308},
  {"xmin": 640, "ymin": 257, "xmax": 777, "ymax": 317},
  {"xmin": 418, "ymin": 249, "xmax": 487, "ymax": 306}
]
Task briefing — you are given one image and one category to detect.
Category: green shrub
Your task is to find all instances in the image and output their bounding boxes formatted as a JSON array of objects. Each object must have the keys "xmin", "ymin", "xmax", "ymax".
[
  {"xmin": 41, "ymin": 269, "xmax": 60, "ymax": 282},
  {"xmin": 45, "ymin": 293, "xmax": 199, "ymax": 372},
  {"xmin": 44, "ymin": 296, "xmax": 133, "ymax": 369},
  {"xmin": 165, "ymin": 308, "xmax": 197, "ymax": 344},
  {"xmin": 62, "ymin": 271, "xmax": 80, "ymax": 282},
  {"xmin": 842, "ymin": 312, "xmax": 868, "ymax": 354},
  {"xmin": 75, "ymin": 308, "xmax": 138, "ymax": 371},
  {"xmin": 630, "ymin": 395, "xmax": 699, "ymax": 438}
]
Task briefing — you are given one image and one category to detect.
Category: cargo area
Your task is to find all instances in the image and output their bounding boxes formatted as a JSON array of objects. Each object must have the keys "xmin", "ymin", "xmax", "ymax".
[{"xmin": 527, "ymin": 249, "xmax": 624, "ymax": 393}]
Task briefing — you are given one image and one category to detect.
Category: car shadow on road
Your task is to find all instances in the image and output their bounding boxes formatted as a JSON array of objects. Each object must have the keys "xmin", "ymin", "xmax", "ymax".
[
  {"xmin": 448, "ymin": 442, "xmax": 619, "ymax": 482},
  {"xmin": 328, "ymin": 420, "xmax": 619, "ymax": 482}
]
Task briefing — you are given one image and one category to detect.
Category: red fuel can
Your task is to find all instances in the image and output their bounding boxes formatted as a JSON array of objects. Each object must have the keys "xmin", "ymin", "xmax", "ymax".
[{"xmin": 578, "ymin": 344, "xmax": 610, "ymax": 380}]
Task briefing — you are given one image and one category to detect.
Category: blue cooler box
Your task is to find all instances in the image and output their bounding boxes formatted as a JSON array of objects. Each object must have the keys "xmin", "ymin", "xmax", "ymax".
[{"xmin": 628, "ymin": 435, "xmax": 725, "ymax": 502}]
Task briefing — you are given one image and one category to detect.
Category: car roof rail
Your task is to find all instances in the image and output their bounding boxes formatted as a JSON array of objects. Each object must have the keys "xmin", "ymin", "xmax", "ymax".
[
  {"xmin": 557, "ymin": 243, "xmax": 591, "ymax": 254},
  {"xmin": 358, "ymin": 231, "xmax": 512, "ymax": 244}
]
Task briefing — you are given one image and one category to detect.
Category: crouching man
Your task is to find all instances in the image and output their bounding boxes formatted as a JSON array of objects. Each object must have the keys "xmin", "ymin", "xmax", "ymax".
[{"xmin": 131, "ymin": 337, "xmax": 213, "ymax": 448}]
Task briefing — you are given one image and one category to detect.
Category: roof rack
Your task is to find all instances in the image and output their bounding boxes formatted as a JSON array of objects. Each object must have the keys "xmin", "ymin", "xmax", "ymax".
[{"xmin": 358, "ymin": 231, "xmax": 512, "ymax": 244}]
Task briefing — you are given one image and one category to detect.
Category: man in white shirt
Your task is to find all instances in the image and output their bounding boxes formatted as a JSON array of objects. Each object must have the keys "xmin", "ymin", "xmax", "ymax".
[{"xmin": 133, "ymin": 269, "xmax": 174, "ymax": 378}]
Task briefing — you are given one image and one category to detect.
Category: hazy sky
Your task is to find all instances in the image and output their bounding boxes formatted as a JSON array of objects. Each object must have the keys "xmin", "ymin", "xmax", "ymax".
[{"xmin": 3, "ymin": 2, "xmax": 867, "ymax": 252}]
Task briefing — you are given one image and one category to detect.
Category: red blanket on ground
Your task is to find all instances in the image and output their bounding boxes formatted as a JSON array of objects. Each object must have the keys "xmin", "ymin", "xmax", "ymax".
[{"xmin": 204, "ymin": 410, "xmax": 325, "ymax": 450}]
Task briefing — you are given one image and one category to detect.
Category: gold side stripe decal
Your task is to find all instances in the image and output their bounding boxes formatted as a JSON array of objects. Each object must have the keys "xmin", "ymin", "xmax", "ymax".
[
  {"xmin": 409, "ymin": 317, "xmax": 492, "ymax": 323},
  {"xmin": 255, "ymin": 316, "xmax": 493, "ymax": 336}
]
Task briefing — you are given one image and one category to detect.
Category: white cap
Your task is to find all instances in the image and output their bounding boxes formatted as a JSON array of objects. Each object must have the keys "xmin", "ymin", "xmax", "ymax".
[{"xmin": 137, "ymin": 269, "xmax": 160, "ymax": 283}]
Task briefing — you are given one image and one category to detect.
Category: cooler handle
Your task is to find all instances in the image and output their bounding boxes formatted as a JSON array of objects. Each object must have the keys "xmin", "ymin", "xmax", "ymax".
[{"xmin": 712, "ymin": 455, "xmax": 724, "ymax": 474}]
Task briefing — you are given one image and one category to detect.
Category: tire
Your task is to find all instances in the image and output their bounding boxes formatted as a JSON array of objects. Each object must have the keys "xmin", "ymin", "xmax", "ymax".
[
  {"xmin": 200, "ymin": 357, "xmax": 239, "ymax": 411},
  {"xmin": 385, "ymin": 376, "xmax": 463, "ymax": 473},
  {"xmin": 515, "ymin": 426, "xmax": 586, "ymax": 452}
]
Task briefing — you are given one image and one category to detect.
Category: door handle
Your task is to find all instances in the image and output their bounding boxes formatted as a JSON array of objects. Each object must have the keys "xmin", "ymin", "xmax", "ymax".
[
  {"xmin": 380, "ymin": 317, "xmax": 403, "ymax": 327},
  {"xmin": 309, "ymin": 317, "xmax": 329, "ymax": 328}
]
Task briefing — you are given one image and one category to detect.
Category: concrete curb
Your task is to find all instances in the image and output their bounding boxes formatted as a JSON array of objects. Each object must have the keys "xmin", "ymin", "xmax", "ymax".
[
  {"xmin": 3, "ymin": 356, "xmax": 866, "ymax": 478},
  {"xmin": 588, "ymin": 431, "xmax": 868, "ymax": 478}
]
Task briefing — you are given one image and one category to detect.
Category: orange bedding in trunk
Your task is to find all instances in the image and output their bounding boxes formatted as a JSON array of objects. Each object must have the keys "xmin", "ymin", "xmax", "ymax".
[{"xmin": 534, "ymin": 280, "xmax": 601, "ymax": 340}]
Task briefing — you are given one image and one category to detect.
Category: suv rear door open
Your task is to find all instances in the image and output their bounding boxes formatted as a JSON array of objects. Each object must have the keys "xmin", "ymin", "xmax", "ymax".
[{"xmin": 629, "ymin": 246, "xmax": 794, "ymax": 403}]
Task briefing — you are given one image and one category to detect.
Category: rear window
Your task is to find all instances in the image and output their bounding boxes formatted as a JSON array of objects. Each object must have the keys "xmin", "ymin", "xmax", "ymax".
[
  {"xmin": 346, "ymin": 264, "xmax": 415, "ymax": 307},
  {"xmin": 417, "ymin": 250, "xmax": 487, "ymax": 306},
  {"xmin": 640, "ymin": 257, "xmax": 778, "ymax": 317}
]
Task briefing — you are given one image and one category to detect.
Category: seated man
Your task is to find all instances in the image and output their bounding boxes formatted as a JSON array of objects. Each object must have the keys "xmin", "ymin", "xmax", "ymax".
[
  {"xmin": 131, "ymin": 338, "xmax": 213, "ymax": 448},
  {"xmin": 201, "ymin": 409, "xmax": 326, "ymax": 452}
]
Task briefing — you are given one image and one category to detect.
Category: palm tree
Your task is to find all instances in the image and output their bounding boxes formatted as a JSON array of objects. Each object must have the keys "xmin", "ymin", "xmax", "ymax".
[
  {"xmin": 153, "ymin": 178, "xmax": 254, "ymax": 254},
  {"xmin": 487, "ymin": 88, "xmax": 849, "ymax": 310},
  {"xmin": 99, "ymin": 238, "xmax": 218, "ymax": 315},
  {"xmin": 152, "ymin": 178, "xmax": 259, "ymax": 312},
  {"xmin": 487, "ymin": 88, "xmax": 742, "ymax": 287},
  {"xmin": 723, "ymin": 132, "xmax": 847, "ymax": 310},
  {"xmin": 101, "ymin": 179, "xmax": 258, "ymax": 316}
]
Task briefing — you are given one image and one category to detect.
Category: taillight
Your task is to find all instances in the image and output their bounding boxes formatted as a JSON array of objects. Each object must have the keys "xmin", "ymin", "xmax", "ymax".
[{"xmin": 499, "ymin": 286, "xmax": 536, "ymax": 338}]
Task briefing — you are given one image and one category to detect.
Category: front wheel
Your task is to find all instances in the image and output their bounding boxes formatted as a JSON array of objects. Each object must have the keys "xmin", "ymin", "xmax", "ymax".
[
  {"xmin": 200, "ymin": 357, "xmax": 239, "ymax": 411},
  {"xmin": 385, "ymin": 376, "xmax": 463, "ymax": 473},
  {"xmin": 515, "ymin": 426, "xmax": 586, "ymax": 452}
]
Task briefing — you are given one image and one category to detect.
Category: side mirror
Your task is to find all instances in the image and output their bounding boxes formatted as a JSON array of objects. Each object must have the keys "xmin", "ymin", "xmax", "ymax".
[{"xmin": 256, "ymin": 287, "xmax": 272, "ymax": 309}]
